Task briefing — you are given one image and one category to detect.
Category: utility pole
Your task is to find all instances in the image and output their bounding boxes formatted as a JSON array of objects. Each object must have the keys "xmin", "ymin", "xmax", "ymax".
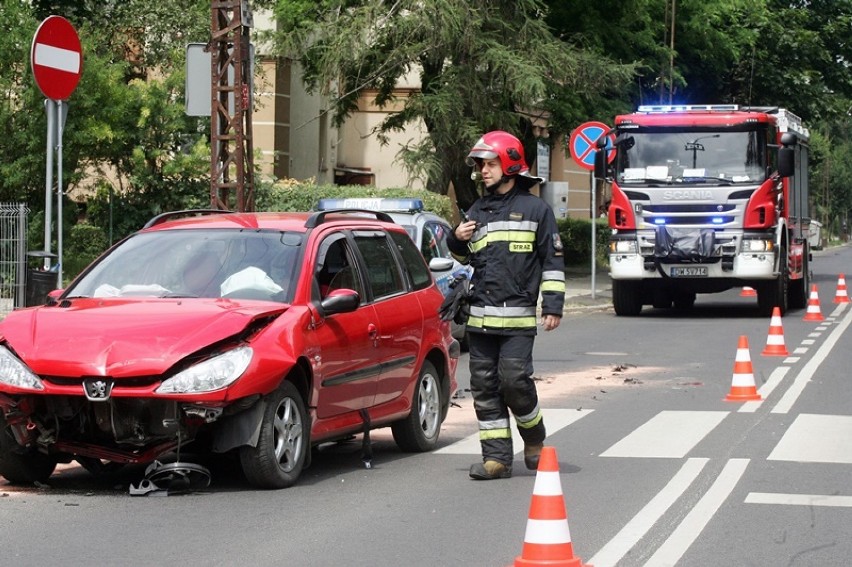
[{"xmin": 210, "ymin": 0, "xmax": 255, "ymax": 212}]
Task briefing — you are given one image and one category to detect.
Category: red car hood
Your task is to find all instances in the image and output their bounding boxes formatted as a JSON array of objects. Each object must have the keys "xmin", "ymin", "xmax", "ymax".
[{"xmin": 0, "ymin": 299, "xmax": 287, "ymax": 378}]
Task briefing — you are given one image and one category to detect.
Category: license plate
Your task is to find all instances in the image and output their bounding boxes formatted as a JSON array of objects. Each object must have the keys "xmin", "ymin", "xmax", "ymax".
[{"xmin": 670, "ymin": 266, "xmax": 708, "ymax": 277}]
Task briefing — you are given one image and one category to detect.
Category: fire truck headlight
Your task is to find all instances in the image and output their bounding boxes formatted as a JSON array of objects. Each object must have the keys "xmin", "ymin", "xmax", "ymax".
[
  {"xmin": 611, "ymin": 240, "xmax": 638, "ymax": 253},
  {"xmin": 742, "ymin": 239, "xmax": 773, "ymax": 252},
  {"xmin": 157, "ymin": 346, "xmax": 253, "ymax": 394},
  {"xmin": 0, "ymin": 346, "xmax": 43, "ymax": 391}
]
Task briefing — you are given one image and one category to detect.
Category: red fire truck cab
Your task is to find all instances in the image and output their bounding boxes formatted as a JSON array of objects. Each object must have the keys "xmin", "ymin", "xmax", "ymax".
[{"xmin": 597, "ymin": 104, "xmax": 811, "ymax": 316}]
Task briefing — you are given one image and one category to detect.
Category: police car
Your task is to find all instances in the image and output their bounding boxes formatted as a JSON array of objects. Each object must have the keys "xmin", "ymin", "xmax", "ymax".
[{"xmin": 317, "ymin": 198, "xmax": 471, "ymax": 345}]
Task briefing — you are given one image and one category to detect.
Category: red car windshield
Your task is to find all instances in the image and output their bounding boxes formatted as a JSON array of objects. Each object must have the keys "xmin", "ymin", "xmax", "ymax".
[{"xmin": 65, "ymin": 229, "xmax": 304, "ymax": 301}]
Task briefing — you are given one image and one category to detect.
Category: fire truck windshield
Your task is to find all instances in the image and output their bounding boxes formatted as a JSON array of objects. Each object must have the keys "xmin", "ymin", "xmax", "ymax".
[{"xmin": 615, "ymin": 130, "xmax": 766, "ymax": 185}]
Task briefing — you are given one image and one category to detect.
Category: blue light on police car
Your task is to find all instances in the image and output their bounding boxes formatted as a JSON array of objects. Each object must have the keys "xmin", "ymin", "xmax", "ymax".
[
  {"xmin": 711, "ymin": 217, "xmax": 724, "ymax": 224},
  {"xmin": 653, "ymin": 218, "xmax": 667, "ymax": 225}
]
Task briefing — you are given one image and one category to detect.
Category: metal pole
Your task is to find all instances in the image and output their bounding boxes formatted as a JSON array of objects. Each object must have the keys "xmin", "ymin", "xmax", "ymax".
[
  {"xmin": 590, "ymin": 170, "xmax": 597, "ymax": 299},
  {"xmin": 43, "ymin": 99, "xmax": 55, "ymax": 269},
  {"xmin": 56, "ymin": 100, "xmax": 64, "ymax": 288}
]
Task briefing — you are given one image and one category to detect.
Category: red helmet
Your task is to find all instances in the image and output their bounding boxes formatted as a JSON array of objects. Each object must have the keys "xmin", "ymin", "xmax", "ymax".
[{"xmin": 466, "ymin": 130, "xmax": 529, "ymax": 176}]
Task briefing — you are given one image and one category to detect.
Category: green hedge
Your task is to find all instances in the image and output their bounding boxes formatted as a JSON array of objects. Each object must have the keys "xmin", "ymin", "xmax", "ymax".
[
  {"xmin": 557, "ymin": 217, "xmax": 610, "ymax": 269},
  {"xmin": 257, "ymin": 181, "xmax": 454, "ymax": 220}
]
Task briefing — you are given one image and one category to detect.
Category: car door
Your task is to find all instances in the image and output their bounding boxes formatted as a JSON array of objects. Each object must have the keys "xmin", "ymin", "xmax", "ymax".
[
  {"xmin": 353, "ymin": 230, "xmax": 426, "ymax": 407},
  {"xmin": 311, "ymin": 233, "xmax": 379, "ymax": 419}
]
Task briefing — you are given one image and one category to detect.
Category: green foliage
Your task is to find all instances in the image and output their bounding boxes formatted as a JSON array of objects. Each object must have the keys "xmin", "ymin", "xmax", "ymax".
[
  {"xmin": 257, "ymin": 181, "xmax": 455, "ymax": 221},
  {"xmin": 269, "ymin": 0, "xmax": 635, "ymax": 208},
  {"xmin": 63, "ymin": 222, "xmax": 109, "ymax": 282},
  {"xmin": 557, "ymin": 217, "xmax": 609, "ymax": 269}
]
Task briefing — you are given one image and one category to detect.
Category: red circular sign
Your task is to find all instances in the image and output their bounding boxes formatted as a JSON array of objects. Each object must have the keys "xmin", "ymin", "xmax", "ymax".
[{"xmin": 30, "ymin": 16, "xmax": 83, "ymax": 101}]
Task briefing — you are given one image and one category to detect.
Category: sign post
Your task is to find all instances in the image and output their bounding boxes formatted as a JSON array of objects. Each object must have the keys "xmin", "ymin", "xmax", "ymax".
[
  {"xmin": 31, "ymin": 15, "xmax": 83, "ymax": 287},
  {"xmin": 569, "ymin": 122, "xmax": 615, "ymax": 300}
]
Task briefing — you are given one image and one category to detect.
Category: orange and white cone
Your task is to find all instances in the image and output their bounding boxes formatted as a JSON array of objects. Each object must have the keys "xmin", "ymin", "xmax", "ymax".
[
  {"xmin": 803, "ymin": 284, "xmax": 824, "ymax": 321},
  {"xmin": 725, "ymin": 335, "xmax": 762, "ymax": 402},
  {"xmin": 512, "ymin": 447, "xmax": 590, "ymax": 567},
  {"xmin": 740, "ymin": 286, "xmax": 757, "ymax": 297},
  {"xmin": 761, "ymin": 307, "xmax": 789, "ymax": 356},
  {"xmin": 834, "ymin": 274, "xmax": 850, "ymax": 304}
]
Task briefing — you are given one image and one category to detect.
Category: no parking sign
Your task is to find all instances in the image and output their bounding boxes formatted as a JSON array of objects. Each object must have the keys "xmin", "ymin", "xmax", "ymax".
[{"xmin": 569, "ymin": 121, "xmax": 615, "ymax": 171}]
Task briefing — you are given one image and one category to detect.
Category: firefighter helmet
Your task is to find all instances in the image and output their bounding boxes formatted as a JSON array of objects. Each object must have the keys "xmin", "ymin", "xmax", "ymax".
[
  {"xmin": 467, "ymin": 131, "xmax": 543, "ymax": 187},
  {"xmin": 467, "ymin": 130, "xmax": 528, "ymax": 176}
]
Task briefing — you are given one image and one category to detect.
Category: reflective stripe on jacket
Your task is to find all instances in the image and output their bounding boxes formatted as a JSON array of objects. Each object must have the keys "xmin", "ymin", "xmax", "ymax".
[{"xmin": 448, "ymin": 187, "xmax": 565, "ymax": 335}]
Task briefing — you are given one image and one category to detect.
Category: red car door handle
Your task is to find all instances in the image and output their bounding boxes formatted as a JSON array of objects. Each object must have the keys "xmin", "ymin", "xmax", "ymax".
[{"xmin": 367, "ymin": 323, "xmax": 379, "ymax": 347}]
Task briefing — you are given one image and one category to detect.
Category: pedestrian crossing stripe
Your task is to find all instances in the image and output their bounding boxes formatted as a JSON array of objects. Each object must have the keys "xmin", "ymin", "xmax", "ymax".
[
  {"xmin": 435, "ymin": 408, "xmax": 594, "ymax": 455},
  {"xmin": 600, "ymin": 411, "xmax": 728, "ymax": 459}
]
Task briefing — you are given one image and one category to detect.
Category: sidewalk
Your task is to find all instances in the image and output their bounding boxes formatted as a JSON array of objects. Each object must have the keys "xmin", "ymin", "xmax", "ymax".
[{"xmin": 563, "ymin": 265, "xmax": 612, "ymax": 311}]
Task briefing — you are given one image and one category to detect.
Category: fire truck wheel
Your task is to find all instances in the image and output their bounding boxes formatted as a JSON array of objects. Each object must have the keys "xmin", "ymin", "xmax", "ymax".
[
  {"xmin": 757, "ymin": 246, "xmax": 788, "ymax": 316},
  {"xmin": 788, "ymin": 254, "xmax": 809, "ymax": 309},
  {"xmin": 673, "ymin": 291, "xmax": 696, "ymax": 310},
  {"xmin": 613, "ymin": 280, "xmax": 643, "ymax": 316}
]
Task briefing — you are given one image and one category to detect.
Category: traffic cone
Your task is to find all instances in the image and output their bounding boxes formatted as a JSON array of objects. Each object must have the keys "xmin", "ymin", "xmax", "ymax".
[
  {"xmin": 803, "ymin": 284, "xmax": 824, "ymax": 321},
  {"xmin": 740, "ymin": 286, "xmax": 757, "ymax": 297},
  {"xmin": 834, "ymin": 274, "xmax": 850, "ymax": 304},
  {"xmin": 725, "ymin": 335, "xmax": 762, "ymax": 402},
  {"xmin": 761, "ymin": 307, "xmax": 789, "ymax": 356},
  {"xmin": 512, "ymin": 447, "xmax": 590, "ymax": 567}
]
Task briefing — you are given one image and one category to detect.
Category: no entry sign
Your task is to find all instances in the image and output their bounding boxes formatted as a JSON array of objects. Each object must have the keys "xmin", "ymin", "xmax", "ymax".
[
  {"xmin": 31, "ymin": 16, "xmax": 83, "ymax": 101},
  {"xmin": 569, "ymin": 121, "xmax": 615, "ymax": 171}
]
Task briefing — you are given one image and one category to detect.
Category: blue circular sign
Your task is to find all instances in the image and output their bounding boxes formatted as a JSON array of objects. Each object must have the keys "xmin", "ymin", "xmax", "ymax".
[{"xmin": 569, "ymin": 121, "xmax": 615, "ymax": 171}]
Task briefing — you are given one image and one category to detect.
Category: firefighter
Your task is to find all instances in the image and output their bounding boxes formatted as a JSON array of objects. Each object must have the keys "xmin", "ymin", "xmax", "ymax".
[{"xmin": 447, "ymin": 130, "xmax": 566, "ymax": 480}]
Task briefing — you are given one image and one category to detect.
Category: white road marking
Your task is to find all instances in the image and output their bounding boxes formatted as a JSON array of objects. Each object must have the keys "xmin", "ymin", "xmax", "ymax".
[
  {"xmin": 435, "ymin": 408, "xmax": 593, "ymax": 455},
  {"xmin": 738, "ymin": 366, "xmax": 789, "ymax": 413},
  {"xmin": 793, "ymin": 347, "xmax": 808, "ymax": 354},
  {"xmin": 782, "ymin": 357, "xmax": 800, "ymax": 364},
  {"xmin": 772, "ymin": 304, "xmax": 851, "ymax": 414},
  {"xmin": 588, "ymin": 458, "xmax": 708, "ymax": 567},
  {"xmin": 768, "ymin": 414, "xmax": 852, "ymax": 464},
  {"xmin": 600, "ymin": 411, "xmax": 727, "ymax": 459},
  {"xmin": 585, "ymin": 352, "xmax": 630, "ymax": 356},
  {"xmin": 644, "ymin": 459, "xmax": 749, "ymax": 566},
  {"xmin": 745, "ymin": 492, "xmax": 852, "ymax": 507}
]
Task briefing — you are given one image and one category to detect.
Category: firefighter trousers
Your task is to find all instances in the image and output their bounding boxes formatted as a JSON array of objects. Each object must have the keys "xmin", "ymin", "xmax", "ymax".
[{"xmin": 468, "ymin": 333, "xmax": 546, "ymax": 466}]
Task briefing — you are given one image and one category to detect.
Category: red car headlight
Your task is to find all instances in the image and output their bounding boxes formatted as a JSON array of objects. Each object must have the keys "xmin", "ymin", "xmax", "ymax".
[
  {"xmin": 0, "ymin": 346, "xmax": 43, "ymax": 391},
  {"xmin": 156, "ymin": 346, "xmax": 253, "ymax": 394}
]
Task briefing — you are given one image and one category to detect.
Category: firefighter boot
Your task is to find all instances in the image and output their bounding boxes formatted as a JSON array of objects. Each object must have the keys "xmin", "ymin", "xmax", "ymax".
[
  {"xmin": 524, "ymin": 443, "xmax": 544, "ymax": 470},
  {"xmin": 469, "ymin": 460, "xmax": 512, "ymax": 480}
]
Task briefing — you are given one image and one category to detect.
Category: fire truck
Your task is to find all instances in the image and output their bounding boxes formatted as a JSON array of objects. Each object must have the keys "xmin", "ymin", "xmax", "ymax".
[{"xmin": 595, "ymin": 105, "xmax": 811, "ymax": 316}]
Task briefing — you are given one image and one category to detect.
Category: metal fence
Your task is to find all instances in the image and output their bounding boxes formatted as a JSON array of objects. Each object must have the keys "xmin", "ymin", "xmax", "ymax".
[{"xmin": 0, "ymin": 203, "xmax": 29, "ymax": 317}]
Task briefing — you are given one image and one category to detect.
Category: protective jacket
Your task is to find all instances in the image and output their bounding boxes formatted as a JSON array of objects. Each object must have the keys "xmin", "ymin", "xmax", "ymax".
[{"xmin": 447, "ymin": 186, "xmax": 565, "ymax": 335}]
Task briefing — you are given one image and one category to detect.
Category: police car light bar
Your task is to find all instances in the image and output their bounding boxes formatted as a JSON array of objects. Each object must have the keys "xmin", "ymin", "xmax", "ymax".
[
  {"xmin": 637, "ymin": 104, "xmax": 740, "ymax": 113},
  {"xmin": 316, "ymin": 198, "xmax": 424, "ymax": 213}
]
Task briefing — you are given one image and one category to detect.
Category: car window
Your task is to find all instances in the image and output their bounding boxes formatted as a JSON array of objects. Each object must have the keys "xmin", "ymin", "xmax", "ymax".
[
  {"xmin": 353, "ymin": 232, "xmax": 405, "ymax": 299},
  {"xmin": 315, "ymin": 235, "xmax": 364, "ymax": 300},
  {"xmin": 389, "ymin": 230, "xmax": 432, "ymax": 291},
  {"xmin": 420, "ymin": 221, "xmax": 452, "ymax": 263},
  {"xmin": 65, "ymin": 229, "xmax": 302, "ymax": 301}
]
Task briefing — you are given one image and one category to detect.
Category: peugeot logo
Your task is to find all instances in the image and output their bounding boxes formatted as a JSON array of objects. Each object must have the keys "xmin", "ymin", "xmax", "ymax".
[{"xmin": 83, "ymin": 378, "xmax": 114, "ymax": 401}]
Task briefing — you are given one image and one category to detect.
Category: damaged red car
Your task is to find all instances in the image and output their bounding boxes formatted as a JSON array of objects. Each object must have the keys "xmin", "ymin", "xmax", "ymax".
[{"xmin": 0, "ymin": 209, "xmax": 459, "ymax": 489}]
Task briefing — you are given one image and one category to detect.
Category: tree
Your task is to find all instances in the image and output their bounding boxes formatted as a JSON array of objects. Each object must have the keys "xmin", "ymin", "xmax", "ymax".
[
  {"xmin": 0, "ymin": 0, "xmax": 213, "ymax": 251},
  {"xmin": 269, "ymin": 0, "xmax": 634, "ymax": 208}
]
